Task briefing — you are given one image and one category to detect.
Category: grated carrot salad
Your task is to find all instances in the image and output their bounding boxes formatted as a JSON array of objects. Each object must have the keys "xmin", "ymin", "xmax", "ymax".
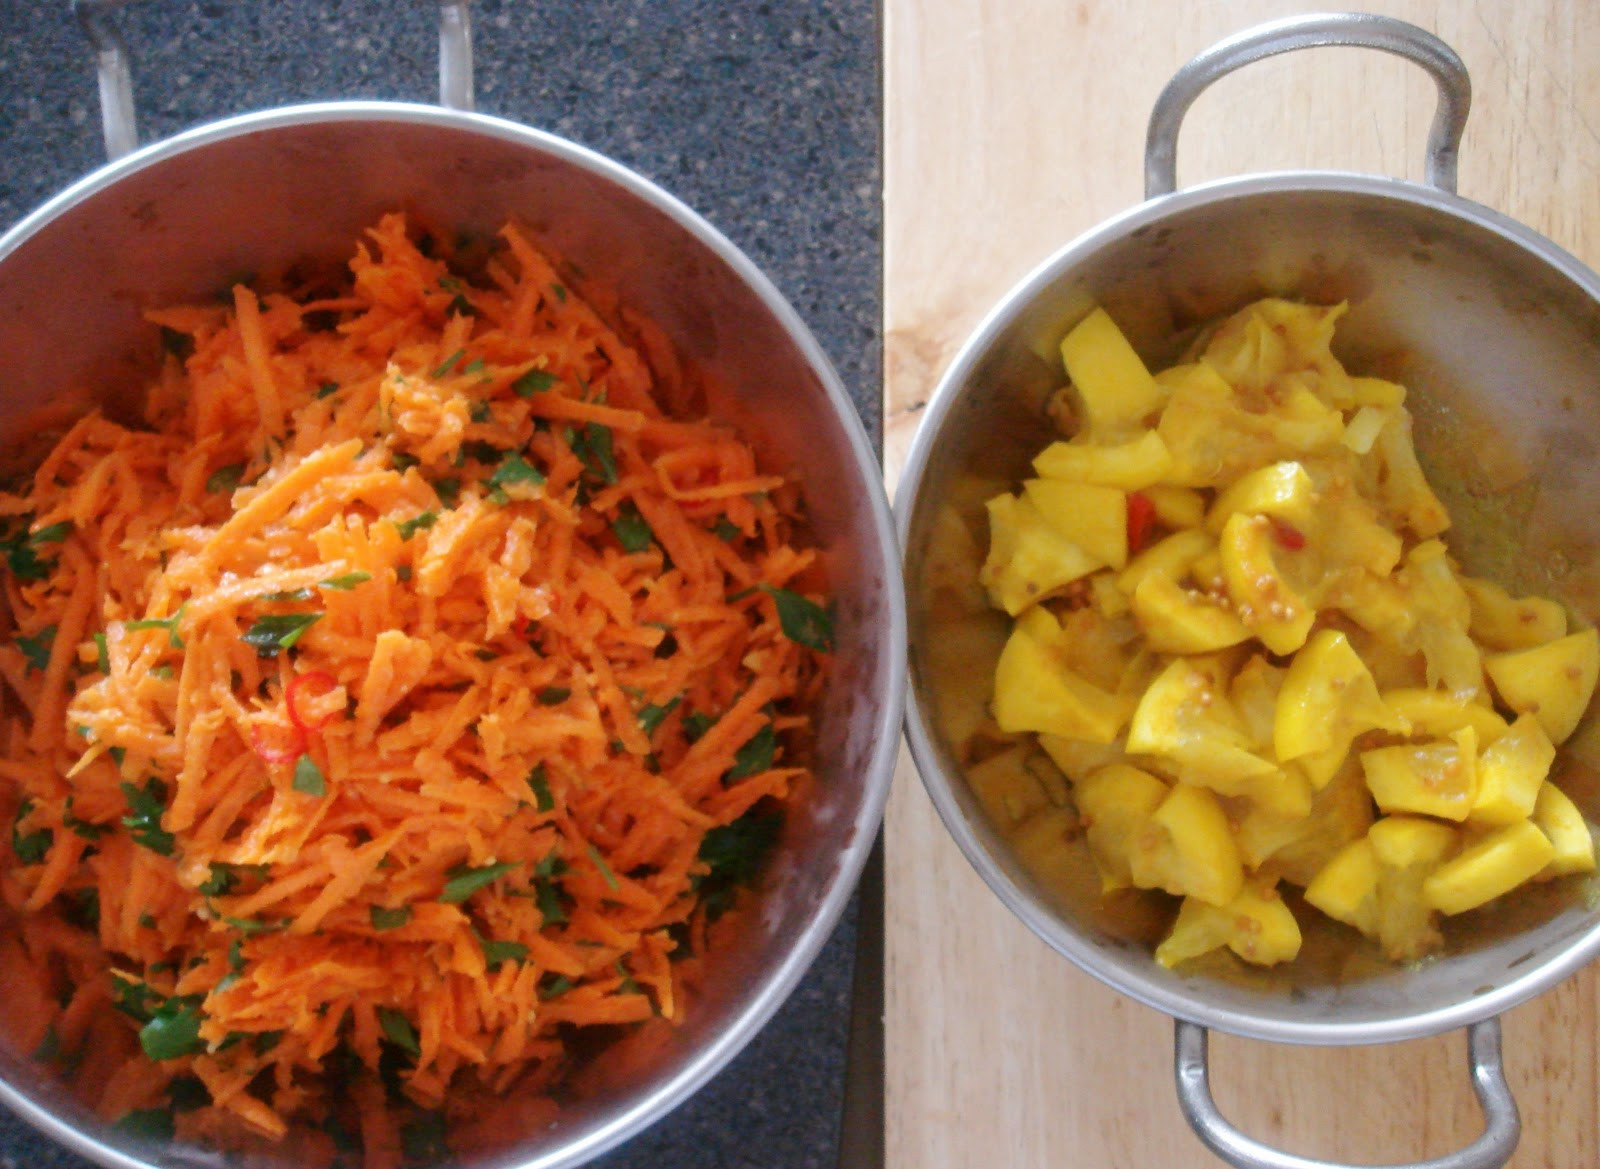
[{"xmin": 0, "ymin": 213, "xmax": 830, "ymax": 1163}]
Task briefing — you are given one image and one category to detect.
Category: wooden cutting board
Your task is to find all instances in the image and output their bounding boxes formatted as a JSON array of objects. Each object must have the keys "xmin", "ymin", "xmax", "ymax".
[{"xmin": 882, "ymin": 3, "xmax": 1600, "ymax": 1167}]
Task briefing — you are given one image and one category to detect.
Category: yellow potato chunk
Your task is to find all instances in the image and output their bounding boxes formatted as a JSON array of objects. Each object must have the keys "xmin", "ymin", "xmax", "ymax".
[
  {"xmin": 1218, "ymin": 512, "xmax": 1315, "ymax": 654},
  {"xmin": 1423, "ymin": 820, "xmax": 1555, "ymax": 915},
  {"xmin": 993, "ymin": 608, "xmax": 1131, "ymax": 743},
  {"xmin": 1469, "ymin": 714, "xmax": 1556, "ymax": 827},
  {"xmin": 1304, "ymin": 838, "xmax": 1380, "ymax": 937},
  {"xmin": 1361, "ymin": 727, "xmax": 1478, "ymax": 821},
  {"xmin": 1462, "ymin": 576, "xmax": 1568, "ymax": 651},
  {"xmin": 1059, "ymin": 307, "xmax": 1167, "ymax": 438},
  {"xmin": 1274, "ymin": 629, "xmax": 1408, "ymax": 763},
  {"xmin": 1032, "ymin": 429, "xmax": 1174, "ymax": 491},
  {"xmin": 1022, "ymin": 478, "xmax": 1128, "ymax": 570},
  {"xmin": 1484, "ymin": 627, "xmax": 1600, "ymax": 745},
  {"xmin": 1128, "ymin": 782, "xmax": 1245, "ymax": 907},
  {"xmin": 979, "ymin": 491, "xmax": 1100, "ymax": 616},
  {"xmin": 1155, "ymin": 881, "xmax": 1302, "ymax": 969},
  {"xmin": 1075, "ymin": 763, "xmax": 1169, "ymax": 892},
  {"xmin": 1531, "ymin": 782, "xmax": 1596, "ymax": 878}
]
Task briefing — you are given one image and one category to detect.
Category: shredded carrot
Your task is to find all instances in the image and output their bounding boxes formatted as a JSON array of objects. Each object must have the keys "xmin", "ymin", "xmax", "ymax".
[{"xmin": 0, "ymin": 212, "xmax": 831, "ymax": 1159}]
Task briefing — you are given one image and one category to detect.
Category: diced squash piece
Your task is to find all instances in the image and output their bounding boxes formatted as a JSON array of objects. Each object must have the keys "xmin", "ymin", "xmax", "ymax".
[
  {"xmin": 1128, "ymin": 782, "xmax": 1244, "ymax": 907},
  {"xmin": 1423, "ymin": 820, "xmax": 1555, "ymax": 915},
  {"xmin": 1218, "ymin": 511, "xmax": 1315, "ymax": 654},
  {"xmin": 1131, "ymin": 574, "xmax": 1251, "ymax": 654},
  {"xmin": 1362, "ymin": 406, "xmax": 1450, "ymax": 538},
  {"xmin": 1126, "ymin": 657, "xmax": 1279, "ymax": 789},
  {"xmin": 1532, "ymin": 782, "xmax": 1596, "ymax": 878},
  {"xmin": 1469, "ymin": 714, "xmax": 1556, "ymax": 827},
  {"xmin": 1368, "ymin": 815, "xmax": 1457, "ymax": 961},
  {"xmin": 1304, "ymin": 838, "xmax": 1380, "ymax": 937},
  {"xmin": 980, "ymin": 492, "xmax": 1100, "ymax": 616},
  {"xmin": 1206, "ymin": 461, "xmax": 1316, "ymax": 533},
  {"xmin": 1230, "ymin": 655, "xmax": 1285, "ymax": 750},
  {"xmin": 1362, "ymin": 727, "xmax": 1478, "ymax": 821},
  {"xmin": 1032, "ymin": 430, "xmax": 1175, "ymax": 491},
  {"xmin": 1142, "ymin": 484, "xmax": 1207, "ymax": 530},
  {"xmin": 1058, "ymin": 307, "xmax": 1167, "ymax": 437},
  {"xmin": 967, "ymin": 745, "xmax": 1052, "ymax": 828},
  {"xmin": 1484, "ymin": 627, "xmax": 1600, "ymax": 745},
  {"xmin": 1200, "ymin": 299, "xmax": 1348, "ymax": 396},
  {"xmin": 1382, "ymin": 688, "xmax": 1509, "ymax": 743},
  {"xmin": 1023, "ymin": 478, "xmax": 1128, "ymax": 570},
  {"xmin": 1274, "ymin": 629, "xmax": 1408, "ymax": 762},
  {"xmin": 1089, "ymin": 571, "xmax": 1131, "ymax": 618},
  {"xmin": 1368, "ymin": 815, "xmax": 1458, "ymax": 868},
  {"xmin": 1398, "ymin": 541, "xmax": 1483, "ymax": 700},
  {"xmin": 1462, "ymin": 576, "xmax": 1568, "ymax": 651},
  {"xmin": 1239, "ymin": 747, "xmax": 1374, "ymax": 880},
  {"xmin": 1116, "ymin": 528, "xmax": 1213, "ymax": 596},
  {"xmin": 1340, "ymin": 404, "xmax": 1388, "ymax": 454},
  {"xmin": 1008, "ymin": 806, "xmax": 1081, "ymax": 888},
  {"xmin": 1038, "ymin": 735, "xmax": 1125, "ymax": 784},
  {"xmin": 1074, "ymin": 763, "xmax": 1168, "ymax": 892},
  {"xmin": 1155, "ymin": 882, "xmax": 1302, "ymax": 969},
  {"xmin": 1348, "ymin": 376, "xmax": 1406, "ymax": 408},
  {"xmin": 993, "ymin": 608, "xmax": 1131, "ymax": 743}
]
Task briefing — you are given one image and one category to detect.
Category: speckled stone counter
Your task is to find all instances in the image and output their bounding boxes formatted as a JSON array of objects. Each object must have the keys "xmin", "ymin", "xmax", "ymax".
[{"xmin": 0, "ymin": 2, "xmax": 880, "ymax": 1167}]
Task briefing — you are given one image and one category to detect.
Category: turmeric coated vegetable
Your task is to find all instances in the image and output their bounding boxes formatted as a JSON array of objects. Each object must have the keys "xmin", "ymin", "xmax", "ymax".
[{"xmin": 979, "ymin": 299, "xmax": 1597, "ymax": 971}]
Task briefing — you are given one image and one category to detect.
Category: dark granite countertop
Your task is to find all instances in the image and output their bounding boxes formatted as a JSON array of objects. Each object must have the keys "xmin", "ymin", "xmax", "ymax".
[{"xmin": 0, "ymin": 2, "xmax": 881, "ymax": 1167}]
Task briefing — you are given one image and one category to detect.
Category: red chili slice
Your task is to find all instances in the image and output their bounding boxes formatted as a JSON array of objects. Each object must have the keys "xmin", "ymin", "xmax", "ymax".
[
  {"xmin": 1126, "ymin": 491, "xmax": 1156, "ymax": 553},
  {"xmin": 286, "ymin": 670, "xmax": 339, "ymax": 735},
  {"xmin": 1270, "ymin": 519, "xmax": 1307, "ymax": 551},
  {"xmin": 251, "ymin": 721, "xmax": 305, "ymax": 766}
]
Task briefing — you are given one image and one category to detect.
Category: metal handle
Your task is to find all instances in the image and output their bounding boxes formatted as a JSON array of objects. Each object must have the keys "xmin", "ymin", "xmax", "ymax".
[
  {"xmin": 1174, "ymin": 1018, "xmax": 1520, "ymax": 1169},
  {"xmin": 1144, "ymin": 12, "xmax": 1472, "ymax": 199},
  {"xmin": 70, "ymin": 0, "xmax": 476, "ymax": 162}
]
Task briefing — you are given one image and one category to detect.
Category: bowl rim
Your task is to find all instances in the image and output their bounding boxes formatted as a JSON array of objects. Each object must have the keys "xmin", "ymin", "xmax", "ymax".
[
  {"xmin": 0, "ymin": 99, "xmax": 907, "ymax": 1169},
  {"xmin": 897, "ymin": 167, "xmax": 1600, "ymax": 1047}
]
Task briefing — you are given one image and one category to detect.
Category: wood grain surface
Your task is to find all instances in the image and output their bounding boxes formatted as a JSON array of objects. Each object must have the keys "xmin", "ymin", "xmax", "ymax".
[{"xmin": 882, "ymin": 3, "xmax": 1600, "ymax": 1167}]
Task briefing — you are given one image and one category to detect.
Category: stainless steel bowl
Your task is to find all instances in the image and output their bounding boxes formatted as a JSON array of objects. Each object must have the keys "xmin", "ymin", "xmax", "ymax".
[
  {"xmin": 0, "ymin": 7, "xmax": 904, "ymax": 1169},
  {"xmin": 898, "ymin": 14, "xmax": 1600, "ymax": 1169}
]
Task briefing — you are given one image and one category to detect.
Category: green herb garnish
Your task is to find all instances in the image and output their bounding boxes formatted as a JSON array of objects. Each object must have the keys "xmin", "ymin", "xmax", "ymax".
[
  {"xmin": 611, "ymin": 504, "xmax": 654, "ymax": 553},
  {"xmin": 512, "ymin": 369, "xmax": 557, "ymax": 397},
  {"xmin": 758, "ymin": 584, "xmax": 833, "ymax": 651},
  {"xmin": 395, "ymin": 511, "xmax": 438, "ymax": 540},
  {"xmin": 240, "ymin": 612, "xmax": 322, "ymax": 656},
  {"xmin": 439, "ymin": 861, "xmax": 518, "ymax": 904},
  {"xmin": 16, "ymin": 624, "xmax": 56, "ymax": 673},
  {"xmin": 206, "ymin": 463, "xmax": 245, "ymax": 493},
  {"xmin": 377, "ymin": 1006, "xmax": 421, "ymax": 1056},
  {"xmin": 292, "ymin": 754, "xmax": 326, "ymax": 797},
  {"xmin": 120, "ymin": 778, "xmax": 175, "ymax": 856},
  {"xmin": 369, "ymin": 904, "xmax": 413, "ymax": 931}
]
